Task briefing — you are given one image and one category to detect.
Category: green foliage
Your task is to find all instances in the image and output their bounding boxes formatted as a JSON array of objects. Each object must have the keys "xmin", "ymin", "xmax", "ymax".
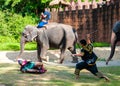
[
  {"xmin": 81, "ymin": 0, "xmax": 85, "ymax": 2},
  {"xmin": 42, "ymin": 0, "xmax": 52, "ymax": 3},
  {"xmin": 1, "ymin": 0, "xmax": 51, "ymax": 16},
  {"xmin": 0, "ymin": 42, "xmax": 36, "ymax": 50},
  {"xmin": 0, "ymin": 10, "xmax": 37, "ymax": 41},
  {"xmin": 0, "ymin": 36, "xmax": 18, "ymax": 43},
  {"xmin": 4, "ymin": 0, "xmax": 21, "ymax": 6},
  {"xmin": 0, "ymin": 43, "xmax": 20, "ymax": 50},
  {"xmin": 25, "ymin": 42, "xmax": 37, "ymax": 50}
]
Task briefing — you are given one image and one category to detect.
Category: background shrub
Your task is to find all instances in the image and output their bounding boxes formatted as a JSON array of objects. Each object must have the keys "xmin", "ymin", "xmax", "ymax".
[{"xmin": 0, "ymin": 10, "xmax": 37, "ymax": 43}]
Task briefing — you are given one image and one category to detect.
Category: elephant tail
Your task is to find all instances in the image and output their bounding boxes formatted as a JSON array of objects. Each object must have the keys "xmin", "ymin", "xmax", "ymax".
[{"xmin": 72, "ymin": 28, "xmax": 78, "ymax": 43}]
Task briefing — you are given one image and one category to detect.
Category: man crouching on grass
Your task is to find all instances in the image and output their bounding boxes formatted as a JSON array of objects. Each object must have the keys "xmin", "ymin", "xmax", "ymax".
[{"xmin": 72, "ymin": 34, "xmax": 110, "ymax": 81}]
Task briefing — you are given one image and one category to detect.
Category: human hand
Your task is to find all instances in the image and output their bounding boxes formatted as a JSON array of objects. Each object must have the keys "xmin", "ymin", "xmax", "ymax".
[
  {"xmin": 71, "ymin": 54, "xmax": 75, "ymax": 57},
  {"xmin": 27, "ymin": 59, "xmax": 31, "ymax": 62},
  {"xmin": 40, "ymin": 12, "xmax": 45, "ymax": 19},
  {"xmin": 87, "ymin": 34, "xmax": 90, "ymax": 38},
  {"xmin": 40, "ymin": 13, "xmax": 43, "ymax": 16}
]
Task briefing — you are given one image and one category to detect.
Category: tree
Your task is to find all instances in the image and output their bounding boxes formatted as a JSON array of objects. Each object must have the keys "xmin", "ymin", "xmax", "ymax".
[{"xmin": 0, "ymin": 0, "xmax": 52, "ymax": 16}]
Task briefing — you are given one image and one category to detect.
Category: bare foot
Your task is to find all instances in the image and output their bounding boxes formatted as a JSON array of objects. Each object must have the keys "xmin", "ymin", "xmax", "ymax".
[
  {"xmin": 75, "ymin": 75, "xmax": 80, "ymax": 80},
  {"xmin": 104, "ymin": 76, "xmax": 110, "ymax": 82},
  {"xmin": 46, "ymin": 56, "xmax": 49, "ymax": 62},
  {"xmin": 42, "ymin": 56, "xmax": 49, "ymax": 62}
]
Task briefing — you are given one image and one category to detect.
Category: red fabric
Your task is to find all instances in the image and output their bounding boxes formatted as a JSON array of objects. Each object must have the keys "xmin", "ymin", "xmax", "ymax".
[{"xmin": 22, "ymin": 60, "xmax": 27, "ymax": 66}]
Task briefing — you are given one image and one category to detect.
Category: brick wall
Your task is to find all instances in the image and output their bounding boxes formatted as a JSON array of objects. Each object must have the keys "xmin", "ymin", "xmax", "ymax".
[{"xmin": 49, "ymin": 0, "xmax": 120, "ymax": 43}]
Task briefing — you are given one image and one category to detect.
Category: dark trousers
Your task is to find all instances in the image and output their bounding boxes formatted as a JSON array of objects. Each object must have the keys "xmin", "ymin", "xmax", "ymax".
[
  {"xmin": 76, "ymin": 60, "xmax": 98, "ymax": 75},
  {"xmin": 37, "ymin": 21, "xmax": 48, "ymax": 28}
]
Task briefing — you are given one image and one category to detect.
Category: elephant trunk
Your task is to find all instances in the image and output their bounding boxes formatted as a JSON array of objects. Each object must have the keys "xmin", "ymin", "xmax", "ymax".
[
  {"xmin": 109, "ymin": 42, "xmax": 116, "ymax": 61},
  {"xmin": 16, "ymin": 36, "xmax": 26, "ymax": 59},
  {"xmin": 107, "ymin": 31, "xmax": 117, "ymax": 61}
]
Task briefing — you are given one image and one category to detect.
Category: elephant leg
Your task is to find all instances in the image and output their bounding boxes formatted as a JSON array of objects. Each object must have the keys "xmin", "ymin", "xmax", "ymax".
[
  {"xmin": 40, "ymin": 47, "xmax": 49, "ymax": 62},
  {"xmin": 37, "ymin": 43, "xmax": 42, "ymax": 62},
  {"xmin": 68, "ymin": 45, "xmax": 78, "ymax": 63},
  {"xmin": 59, "ymin": 48, "xmax": 66, "ymax": 64},
  {"xmin": 37, "ymin": 43, "xmax": 49, "ymax": 62}
]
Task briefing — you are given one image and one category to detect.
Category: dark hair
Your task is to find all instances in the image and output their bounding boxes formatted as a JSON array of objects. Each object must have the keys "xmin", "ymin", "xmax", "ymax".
[
  {"xmin": 80, "ymin": 39, "xmax": 87, "ymax": 45},
  {"xmin": 43, "ymin": 8, "xmax": 47, "ymax": 13},
  {"xmin": 42, "ymin": 8, "xmax": 45, "ymax": 13}
]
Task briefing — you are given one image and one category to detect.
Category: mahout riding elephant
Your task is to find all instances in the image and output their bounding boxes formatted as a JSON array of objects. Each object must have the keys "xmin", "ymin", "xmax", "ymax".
[
  {"xmin": 106, "ymin": 21, "xmax": 120, "ymax": 64},
  {"xmin": 17, "ymin": 22, "xmax": 78, "ymax": 63}
]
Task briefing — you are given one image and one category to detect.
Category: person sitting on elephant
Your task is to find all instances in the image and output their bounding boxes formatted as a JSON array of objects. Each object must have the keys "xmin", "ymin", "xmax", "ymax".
[
  {"xmin": 18, "ymin": 59, "xmax": 47, "ymax": 74},
  {"xmin": 72, "ymin": 34, "xmax": 109, "ymax": 81},
  {"xmin": 37, "ymin": 8, "xmax": 51, "ymax": 29}
]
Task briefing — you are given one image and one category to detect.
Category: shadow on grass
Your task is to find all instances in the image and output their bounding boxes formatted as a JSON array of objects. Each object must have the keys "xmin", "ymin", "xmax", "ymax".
[
  {"xmin": 5, "ymin": 50, "xmax": 72, "ymax": 63},
  {"xmin": 0, "ymin": 63, "xmax": 120, "ymax": 86}
]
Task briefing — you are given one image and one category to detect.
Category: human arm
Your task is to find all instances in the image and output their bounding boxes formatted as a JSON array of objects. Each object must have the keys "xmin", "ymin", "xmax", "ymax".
[
  {"xmin": 72, "ymin": 52, "xmax": 84, "ymax": 57},
  {"xmin": 40, "ymin": 12, "xmax": 46, "ymax": 20},
  {"xmin": 86, "ymin": 34, "xmax": 91, "ymax": 44},
  {"xmin": 24, "ymin": 69, "xmax": 40, "ymax": 73},
  {"xmin": 84, "ymin": 34, "xmax": 93, "ymax": 53},
  {"xmin": 42, "ymin": 14, "xmax": 47, "ymax": 18}
]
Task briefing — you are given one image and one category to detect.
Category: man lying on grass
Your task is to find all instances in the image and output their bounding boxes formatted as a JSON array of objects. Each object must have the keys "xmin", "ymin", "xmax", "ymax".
[{"xmin": 18, "ymin": 59, "xmax": 47, "ymax": 74}]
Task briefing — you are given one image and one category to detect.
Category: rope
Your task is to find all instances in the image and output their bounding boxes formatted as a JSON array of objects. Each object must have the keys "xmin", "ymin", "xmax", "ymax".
[
  {"xmin": 88, "ymin": 30, "xmax": 98, "ymax": 35},
  {"xmin": 77, "ymin": 30, "xmax": 98, "ymax": 50},
  {"xmin": 87, "ymin": 30, "xmax": 98, "ymax": 43}
]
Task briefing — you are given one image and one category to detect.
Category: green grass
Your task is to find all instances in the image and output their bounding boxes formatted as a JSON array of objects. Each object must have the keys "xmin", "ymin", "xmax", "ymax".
[
  {"xmin": 0, "ymin": 42, "xmax": 37, "ymax": 51},
  {"xmin": 76, "ymin": 42, "xmax": 110, "ymax": 49},
  {"xmin": 0, "ymin": 42, "xmax": 110, "ymax": 51},
  {"xmin": 93, "ymin": 42, "xmax": 110, "ymax": 47},
  {"xmin": 0, "ymin": 63, "xmax": 120, "ymax": 86}
]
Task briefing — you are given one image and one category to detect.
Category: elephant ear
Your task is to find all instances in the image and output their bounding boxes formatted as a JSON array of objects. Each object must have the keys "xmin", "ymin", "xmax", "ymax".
[
  {"xmin": 37, "ymin": 30, "xmax": 49, "ymax": 49},
  {"xmin": 24, "ymin": 25, "xmax": 38, "ymax": 41},
  {"xmin": 30, "ymin": 27, "xmax": 38, "ymax": 40}
]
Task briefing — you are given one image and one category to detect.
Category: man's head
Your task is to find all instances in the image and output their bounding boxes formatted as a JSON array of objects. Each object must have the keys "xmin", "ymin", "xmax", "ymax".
[
  {"xmin": 18, "ymin": 59, "xmax": 27, "ymax": 66},
  {"xmin": 43, "ymin": 8, "xmax": 48, "ymax": 12},
  {"xmin": 79, "ymin": 39, "xmax": 87, "ymax": 46}
]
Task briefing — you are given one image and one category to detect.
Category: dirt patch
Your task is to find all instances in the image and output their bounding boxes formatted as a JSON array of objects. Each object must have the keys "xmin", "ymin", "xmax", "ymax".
[{"xmin": 0, "ymin": 46, "xmax": 120, "ymax": 67}]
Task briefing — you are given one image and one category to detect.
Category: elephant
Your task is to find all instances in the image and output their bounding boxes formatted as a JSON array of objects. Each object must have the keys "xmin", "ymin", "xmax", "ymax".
[
  {"xmin": 17, "ymin": 22, "xmax": 78, "ymax": 64},
  {"xmin": 106, "ymin": 21, "xmax": 120, "ymax": 64}
]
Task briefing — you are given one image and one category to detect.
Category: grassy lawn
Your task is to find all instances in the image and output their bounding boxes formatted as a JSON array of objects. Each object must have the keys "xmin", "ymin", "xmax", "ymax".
[
  {"xmin": 0, "ymin": 63, "xmax": 120, "ymax": 86},
  {"xmin": 0, "ymin": 42, "xmax": 37, "ymax": 51},
  {"xmin": 0, "ymin": 42, "xmax": 110, "ymax": 51}
]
